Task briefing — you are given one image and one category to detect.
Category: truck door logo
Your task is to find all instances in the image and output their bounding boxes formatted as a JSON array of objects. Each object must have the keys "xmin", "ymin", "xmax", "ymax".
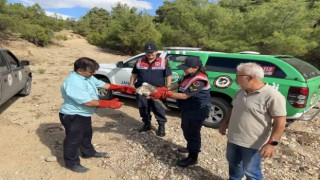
[
  {"xmin": 213, "ymin": 75, "xmax": 232, "ymax": 89},
  {"xmin": 171, "ymin": 72, "xmax": 180, "ymax": 83},
  {"xmin": 18, "ymin": 71, "xmax": 22, "ymax": 81},
  {"xmin": 8, "ymin": 74, "xmax": 13, "ymax": 86}
]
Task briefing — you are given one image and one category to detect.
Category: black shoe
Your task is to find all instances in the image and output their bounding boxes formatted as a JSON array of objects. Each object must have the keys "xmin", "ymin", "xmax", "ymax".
[
  {"xmin": 178, "ymin": 148, "xmax": 189, "ymax": 154},
  {"xmin": 139, "ymin": 123, "xmax": 151, "ymax": 132},
  {"xmin": 82, "ymin": 152, "xmax": 108, "ymax": 159},
  {"xmin": 177, "ymin": 152, "xmax": 198, "ymax": 167},
  {"xmin": 156, "ymin": 124, "xmax": 165, "ymax": 137},
  {"xmin": 177, "ymin": 157, "xmax": 198, "ymax": 167},
  {"xmin": 66, "ymin": 164, "xmax": 89, "ymax": 173}
]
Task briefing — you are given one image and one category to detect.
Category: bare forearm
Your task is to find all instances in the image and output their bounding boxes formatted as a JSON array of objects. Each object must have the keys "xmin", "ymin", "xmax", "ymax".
[
  {"xmin": 166, "ymin": 76, "xmax": 172, "ymax": 86},
  {"xmin": 269, "ymin": 116, "xmax": 286, "ymax": 141},
  {"xmin": 101, "ymin": 83, "xmax": 111, "ymax": 89},
  {"xmin": 222, "ymin": 110, "xmax": 232, "ymax": 126},
  {"xmin": 168, "ymin": 84, "xmax": 179, "ymax": 91},
  {"xmin": 130, "ymin": 74, "xmax": 137, "ymax": 86},
  {"xmin": 170, "ymin": 92, "xmax": 190, "ymax": 100}
]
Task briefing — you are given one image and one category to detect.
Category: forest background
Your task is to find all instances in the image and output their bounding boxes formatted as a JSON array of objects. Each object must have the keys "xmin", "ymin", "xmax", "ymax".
[{"xmin": 0, "ymin": 0, "xmax": 319, "ymax": 68}]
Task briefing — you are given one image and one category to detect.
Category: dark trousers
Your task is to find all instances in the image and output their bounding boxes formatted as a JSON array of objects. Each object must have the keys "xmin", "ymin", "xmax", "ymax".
[
  {"xmin": 181, "ymin": 107, "xmax": 210, "ymax": 153},
  {"xmin": 136, "ymin": 94, "xmax": 167, "ymax": 125},
  {"xmin": 59, "ymin": 113, "xmax": 96, "ymax": 167}
]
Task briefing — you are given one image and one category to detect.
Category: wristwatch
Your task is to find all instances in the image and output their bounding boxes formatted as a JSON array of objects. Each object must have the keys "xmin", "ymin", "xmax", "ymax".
[{"xmin": 267, "ymin": 140, "xmax": 279, "ymax": 146}]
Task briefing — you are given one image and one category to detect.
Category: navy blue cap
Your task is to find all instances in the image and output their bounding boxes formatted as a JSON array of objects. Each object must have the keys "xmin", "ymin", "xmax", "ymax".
[
  {"xmin": 144, "ymin": 42, "xmax": 157, "ymax": 53},
  {"xmin": 177, "ymin": 56, "xmax": 202, "ymax": 70}
]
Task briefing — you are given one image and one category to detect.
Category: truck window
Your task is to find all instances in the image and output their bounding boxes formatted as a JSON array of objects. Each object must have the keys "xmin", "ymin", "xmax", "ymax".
[
  {"xmin": 279, "ymin": 57, "xmax": 320, "ymax": 79},
  {"xmin": 2, "ymin": 51, "xmax": 18, "ymax": 69},
  {"xmin": 0, "ymin": 54, "xmax": 9, "ymax": 73},
  {"xmin": 205, "ymin": 57, "xmax": 287, "ymax": 78}
]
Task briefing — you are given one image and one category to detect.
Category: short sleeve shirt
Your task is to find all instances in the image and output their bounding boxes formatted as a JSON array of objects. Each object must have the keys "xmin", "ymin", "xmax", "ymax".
[
  {"xmin": 59, "ymin": 71, "xmax": 105, "ymax": 117},
  {"xmin": 227, "ymin": 84, "xmax": 286, "ymax": 149}
]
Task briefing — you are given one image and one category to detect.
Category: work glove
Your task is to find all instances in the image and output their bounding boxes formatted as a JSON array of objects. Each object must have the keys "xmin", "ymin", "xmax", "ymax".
[
  {"xmin": 98, "ymin": 98, "xmax": 124, "ymax": 109},
  {"xmin": 108, "ymin": 84, "xmax": 136, "ymax": 94},
  {"xmin": 150, "ymin": 87, "xmax": 174, "ymax": 99}
]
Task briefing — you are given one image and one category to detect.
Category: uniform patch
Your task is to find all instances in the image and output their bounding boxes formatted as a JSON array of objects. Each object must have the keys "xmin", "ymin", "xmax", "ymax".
[
  {"xmin": 189, "ymin": 81, "xmax": 201, "ymax": 92},
  {"xmin": 189, "ymin": 85, "xmax": 198, "ymax": 92},
  {"xmin": 213, "ymin": 75, "xmax": 232, "ymax": 89},
  {"xmin": 193, "ymin": 81, "xmax": 200, "ymax": 87}
]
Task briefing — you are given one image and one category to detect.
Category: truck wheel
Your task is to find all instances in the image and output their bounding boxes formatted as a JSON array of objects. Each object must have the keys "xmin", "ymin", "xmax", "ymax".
[
  {"xmin": 203, "ymin": 98, "xmax": 231, "ymax": 129},
  {"xmin": 18, "ymin": 76, "xmax": 32, "ymax": 96},
  {"xmin": 97, "ymin": 77, "xmax": 113, "ymax": 100}
]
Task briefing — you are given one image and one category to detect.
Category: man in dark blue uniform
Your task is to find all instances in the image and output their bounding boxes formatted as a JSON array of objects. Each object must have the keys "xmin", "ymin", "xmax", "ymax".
[
  {"xmin": 150, "ymin": 56, "xmax": 211, "ymax": 167},
  {"xmin": 129, "ymin": 42, "xmax": 172, "ymax": 137}
]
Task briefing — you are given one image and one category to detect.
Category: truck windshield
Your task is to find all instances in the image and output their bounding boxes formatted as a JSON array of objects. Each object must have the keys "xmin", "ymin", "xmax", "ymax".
[{"xmin": 279, "ymin": 57, "xmax": 320, "ymax": 79}]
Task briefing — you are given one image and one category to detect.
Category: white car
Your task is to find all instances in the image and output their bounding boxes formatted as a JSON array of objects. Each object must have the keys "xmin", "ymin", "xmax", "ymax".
[{"xmin": 95, "ymin": 52, "xmax": 162, "ymax": 100}]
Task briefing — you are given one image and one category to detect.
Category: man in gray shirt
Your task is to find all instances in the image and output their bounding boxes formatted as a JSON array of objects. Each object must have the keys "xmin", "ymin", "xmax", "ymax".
[{"xmin": 219, "ymin": 62, "xmax": 286, "ymax": 180}]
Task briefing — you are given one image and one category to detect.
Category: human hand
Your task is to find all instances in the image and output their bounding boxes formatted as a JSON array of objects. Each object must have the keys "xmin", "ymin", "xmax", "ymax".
[
  {"xmin": 259, "ymin": 144, "xmax": 275, "ymax": 158},
  {"xmin": 150, "ymin": 87, "xmax": 173, "ymax": 99},
  {"xmin": 218, "ymin": 123, "xmax": 228, "ymax": 135},
  {"xmin": 108, "ymin": 84, "xmax": 136, "ymax": 94},
  {"xmin": 98, "ymin": 98, "xmax": 124, "ymax": 109}
]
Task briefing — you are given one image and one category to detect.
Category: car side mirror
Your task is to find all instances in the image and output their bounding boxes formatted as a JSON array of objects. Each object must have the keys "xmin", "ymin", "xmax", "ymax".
[
  {"xmin": 116, "ymin": 61, "xmax": 124, "ymax": 67},
  {"xmin": 21, "ymin": 60, "xmax": 30, "ymax": 66}
]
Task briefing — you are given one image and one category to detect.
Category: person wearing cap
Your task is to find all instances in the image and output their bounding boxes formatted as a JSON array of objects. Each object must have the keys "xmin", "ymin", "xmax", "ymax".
[
  {"xmin": 149, "ymin": 56, "xmax": 211, "ymax": 167},
  {"xmin": 219, "ymin": 62, "xmax": 286, "ymax": 179},
  {"xmin": 129, "ymin": 42, "xmax": 172, "ymax": 137}
]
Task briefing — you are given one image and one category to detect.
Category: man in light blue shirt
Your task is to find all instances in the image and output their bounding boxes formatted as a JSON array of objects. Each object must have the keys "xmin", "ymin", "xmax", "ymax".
[{"xmin": 59, "ymin": 57, "xmax": 135, "ymax": 173}]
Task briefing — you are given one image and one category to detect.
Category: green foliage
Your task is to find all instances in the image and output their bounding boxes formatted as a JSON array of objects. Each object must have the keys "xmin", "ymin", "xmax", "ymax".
[
  {"xmin": 20, "ymin": 24, "xmax": 52, "ymax": 46},
  {"xmin": 0, "ymin": 0, "xmax": 6, "ymax": 13},
  {"xmin": 73, "ymin": 7, "xmax": 109, "ymax": 37},
  {"xmin": 37, "ymin": 68, "xmax": 46, "ymax": 74},
  {"xmin": 0, "ymin": 0, "xmax": 319, "ymax": 67},
  {"xmin": 87, "ymin": 32, "xmax": 104, "ymax": 45},
  {"xmin": 0, "ymin": 14, "xmax": 12, "ymax": 31},
  {"xmin": 54, "ymin": 34, "xmax": 68, "ymax": 41},
  {"xmin": 156, "ymin": 0, "xmax": 208, "ymax": 47},
  {"xmin": 0, "ymin": 2, "xmax": 73, "ymax": 46},
  {"xmin": 73, "ymin": 3, "xmax": 162, "ymax": 54}
]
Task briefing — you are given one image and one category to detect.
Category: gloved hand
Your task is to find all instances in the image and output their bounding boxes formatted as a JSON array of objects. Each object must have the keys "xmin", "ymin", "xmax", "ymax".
[
  {"xmin": 98, "ymin": 98, "xmax": 124, "ymax": 109},
  {"xmin": 108, "ymin": 84, "xmax": 136, "ymax": 94},
  {"xmin": 150, "ymin": 87, "xmax": 174, "ymax": 99}
]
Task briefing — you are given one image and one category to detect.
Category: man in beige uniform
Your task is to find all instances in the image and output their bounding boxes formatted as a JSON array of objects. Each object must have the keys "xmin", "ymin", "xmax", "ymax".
[{"xmin": 219, "ymin": 62, "xmax": 286, "ymax": 180}]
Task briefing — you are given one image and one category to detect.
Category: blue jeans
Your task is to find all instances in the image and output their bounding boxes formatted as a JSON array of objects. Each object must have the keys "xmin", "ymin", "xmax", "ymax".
[{"xmin": 226, "ymin": 142, "xmax": 263, "ymax": 180}]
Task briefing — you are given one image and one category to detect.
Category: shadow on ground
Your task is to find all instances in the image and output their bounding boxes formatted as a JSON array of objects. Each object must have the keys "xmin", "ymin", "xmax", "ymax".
[
  {"xmin": 36, "ymin": 97, "xmax": 223, "ymax": 179},
  {"xmin": 36, "ymin": 122, "xmax": 65, "ymax": 167},
  {"xmin": 95, "ymin": 97, "xmax": 224, "ymax": 180}
]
